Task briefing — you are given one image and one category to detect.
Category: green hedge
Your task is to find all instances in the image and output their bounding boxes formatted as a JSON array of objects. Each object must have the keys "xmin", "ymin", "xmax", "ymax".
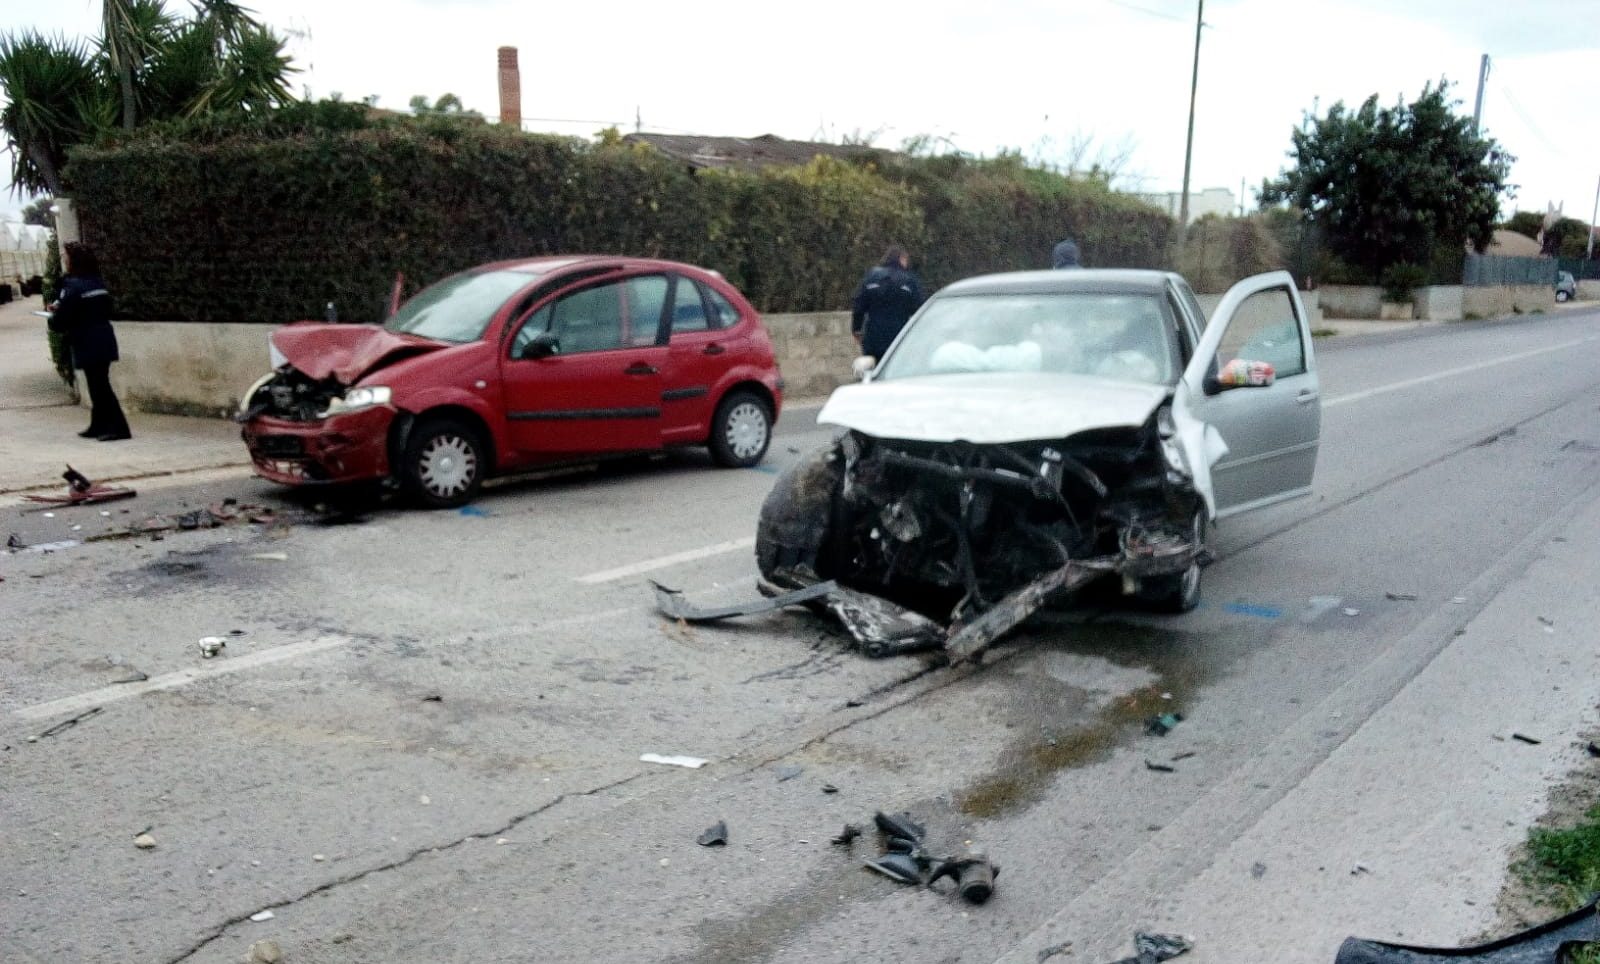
[{"xmin": 67, "ymin": 106, "xmax": 1175, "ymax": 322}]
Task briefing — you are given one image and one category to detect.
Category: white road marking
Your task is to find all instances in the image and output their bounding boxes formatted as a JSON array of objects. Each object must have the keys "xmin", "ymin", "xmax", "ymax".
[
  {"xmin": 13, "ymin": 635, "xmax": 352, "ymax": 722},
  {"xmin": 11, "ymin": 605, "xmax": 642, "ymax": 723},
  {"xmin": 1323, "ymin": 335, "xmax": 1600, "ymax": 408},
  {"xmin": 575, "ymin": 537, "xmax": 755, "ymax": 585}
]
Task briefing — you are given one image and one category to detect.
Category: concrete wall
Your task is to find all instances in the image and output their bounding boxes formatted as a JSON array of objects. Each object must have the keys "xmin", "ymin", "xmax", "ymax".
[
  {"xmin": 1577, "ymin": 280, "xmax": 1600, "ymax": 302},
  {"xmin": 1414, "ymin": 285, "xmax": 1463, "ymax": 321},
  {"xmin": 83, "ymin": 321, "xmax": 273, "ymax": 416},
  {"xmin": 1462, "ymin": 284, "xmax": 1555, "ymax": 318},
  {"xmin": 1318, "ymin": 285, "xmax": 1384, "ymax": 320},
  {"xmin": 88, "ymin": 312, "xmax": 862, "ymax": 416}
]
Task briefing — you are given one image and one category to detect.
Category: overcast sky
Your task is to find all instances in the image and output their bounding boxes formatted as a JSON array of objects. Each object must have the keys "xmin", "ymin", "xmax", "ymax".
[{"xmin": 3, "ymin": 0, "xmax": 1598, "ymax": 226}]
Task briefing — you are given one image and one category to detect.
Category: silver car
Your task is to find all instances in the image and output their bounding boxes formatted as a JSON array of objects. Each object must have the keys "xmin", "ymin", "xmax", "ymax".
[
  {"xmin": 755, "ymin": 269, "xmax": 1322, "ymax": 660},
  {"xmin": 1556, "ymin": 271, "xmax": 1576, "ymax": 303}
]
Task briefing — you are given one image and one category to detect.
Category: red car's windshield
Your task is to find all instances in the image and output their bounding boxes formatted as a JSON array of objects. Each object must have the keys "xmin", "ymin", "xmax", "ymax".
[{"xmin": 385, "ymin": 269, "xmax": 533, "ymax": 343}]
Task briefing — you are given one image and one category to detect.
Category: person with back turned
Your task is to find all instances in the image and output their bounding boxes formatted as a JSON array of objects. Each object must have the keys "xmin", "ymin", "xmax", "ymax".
[
  {"xmin": 850, "ymin": 245, "xmax": 923, "ymax": 361},
  {"xmin": 49, "ymin": 242, "xmax": 131, "ymax": 441}
]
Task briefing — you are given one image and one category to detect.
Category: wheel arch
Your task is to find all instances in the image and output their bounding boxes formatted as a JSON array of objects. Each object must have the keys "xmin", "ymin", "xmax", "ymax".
[
  {"xmin": 389, "ymin": 405, "xmax": 498, "ymax": 477},
  {"xmin": 711, "ymin": 379, "xmax": 777, "ymax": 431}
]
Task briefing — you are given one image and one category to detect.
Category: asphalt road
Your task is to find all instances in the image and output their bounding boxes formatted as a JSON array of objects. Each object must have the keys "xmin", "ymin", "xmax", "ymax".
[{"xmin": 4, "ymin": 308, "xmax": 1600, "ymax": 963}]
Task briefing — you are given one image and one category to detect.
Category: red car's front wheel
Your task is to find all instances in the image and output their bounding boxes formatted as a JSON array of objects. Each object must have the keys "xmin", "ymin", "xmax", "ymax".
[{"xmin": 400, "ymin": 416, "xmax": 486, "ymax": 508}]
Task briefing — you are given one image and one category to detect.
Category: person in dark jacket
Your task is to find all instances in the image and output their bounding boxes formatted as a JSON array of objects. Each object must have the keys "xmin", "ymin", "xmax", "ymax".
[
  {"xmin": 1051, "ymin": 237, "xmax": 1083, "ymax": 269},
  {"xmin": 48, "ymin": 242, "xmax": 130, "ymax": 441},
  {"xmin": 851, "ymin": 245, "xmax": 924, "ymax": 360}
]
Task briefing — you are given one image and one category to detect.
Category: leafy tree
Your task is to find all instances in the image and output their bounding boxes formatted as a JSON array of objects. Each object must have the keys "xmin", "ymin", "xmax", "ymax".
[
  {"xmin": 1542, "ymin": 217, "xmax": 1595, "ymax": 259},
  {"xmin": 1261, "ymin": 81, "xmax": 1513, "ymax": 282},
  {"xmin": 1502, "ymin": 210, "xmax": 1544, "ymax": 241},
  {"xmin": 21, "ymin": 196, "xmax": 54, "ymax": 227},
  {"xmin": 0, "ymin": 0, "xmax": 294, "ymax": 195},
  {"xmin": 409, "ymin": 93, "xmax": 481, "ymax": 120}
]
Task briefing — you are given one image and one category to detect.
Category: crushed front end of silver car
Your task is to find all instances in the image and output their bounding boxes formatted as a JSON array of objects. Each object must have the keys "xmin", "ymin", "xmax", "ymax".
[{"xmin": 752, "ymin": 410, "xmax": 1209, "ymax": 663}]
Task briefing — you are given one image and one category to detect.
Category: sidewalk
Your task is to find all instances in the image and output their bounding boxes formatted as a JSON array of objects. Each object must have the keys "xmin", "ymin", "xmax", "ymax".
[{"xmin": 0, "ymin": 298, "xmax": 248, "ymax": 495}]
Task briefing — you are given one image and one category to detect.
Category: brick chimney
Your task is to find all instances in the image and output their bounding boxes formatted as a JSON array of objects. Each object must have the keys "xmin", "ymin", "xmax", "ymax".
[{"xmin": 497, "ymin": 46, "xmax": 521, "ymax": 128}]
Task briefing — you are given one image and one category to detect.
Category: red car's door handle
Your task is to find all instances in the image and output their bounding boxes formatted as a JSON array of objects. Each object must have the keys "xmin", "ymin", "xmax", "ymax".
[
  {"xmin": 702, "ymin": 343, "xmax": 726, "ymax": 356},
  {"xmin": 624, "ymin": 362, "xmax": 659, "ymax": 375}
]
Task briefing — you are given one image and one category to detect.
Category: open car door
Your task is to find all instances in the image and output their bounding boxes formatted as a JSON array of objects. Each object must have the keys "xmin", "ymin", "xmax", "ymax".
[{"xmin": 1174, "ymin": 271, "xmax": 1320, "ymax": 519}]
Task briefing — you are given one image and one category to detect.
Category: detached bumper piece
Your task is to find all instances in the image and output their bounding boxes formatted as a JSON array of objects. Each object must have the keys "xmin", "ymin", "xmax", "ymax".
[
  {"xmin": 1334, "ymin": 898, "xmax": 1600, "ymax": 963},
  {"xmin": 652, "ymin": 557, "xmax": 1116, "ymax": 664}
]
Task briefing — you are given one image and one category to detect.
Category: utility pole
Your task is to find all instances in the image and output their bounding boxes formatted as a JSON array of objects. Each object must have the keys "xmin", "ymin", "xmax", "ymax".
[
  {"xmin": 1472, "ymin": 54, "xmax": 1490, "ymax": 133},
  {"xmin": 1177, "ymin": 0, "xmax": 1204, "ymax": 245},
  {"xmin": 1238, "ymin": 176, "xmax": 1246, "ymax": 217},
  {"xmin": 1589, "ymin": 173, "xmax": 1599, "ymax": 261}
]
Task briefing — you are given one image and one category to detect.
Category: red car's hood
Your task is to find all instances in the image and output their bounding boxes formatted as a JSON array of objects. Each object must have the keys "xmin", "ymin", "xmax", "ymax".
[{"xmin": 270, "ymin": 323, "xmax": 448, "ymax": 384}]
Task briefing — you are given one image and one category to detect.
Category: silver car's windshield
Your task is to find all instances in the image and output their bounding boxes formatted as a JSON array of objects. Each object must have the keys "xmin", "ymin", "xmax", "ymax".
[
  {"xmin": 875, "ymin": 292, "xmax": 1180, "ymax": 385},
  {"xmin": 385, "ymin": 270, "xmax": 533, "ymax": 343}
]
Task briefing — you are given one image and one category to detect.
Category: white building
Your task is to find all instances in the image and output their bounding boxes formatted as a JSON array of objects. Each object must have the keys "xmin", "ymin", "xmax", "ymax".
[{"xmin": 1135, "ymin": 187, "xmax": 1238, "ymax": 221}]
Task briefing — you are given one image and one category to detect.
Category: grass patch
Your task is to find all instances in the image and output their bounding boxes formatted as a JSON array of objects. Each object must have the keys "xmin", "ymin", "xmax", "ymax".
[
  {"xmin": 1310, "ymin": 327, "xmax": 1339, "ymax": 338},
  {"xmin": 1518, "ymin": 804, "xmax": 1600, "ymax": 911}
]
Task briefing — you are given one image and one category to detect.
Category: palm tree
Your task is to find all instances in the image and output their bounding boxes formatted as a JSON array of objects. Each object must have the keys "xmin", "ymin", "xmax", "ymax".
[
  {"xmin": 0, "ymin": 32, "xmax": 104, "ymax": 195},
  {"xmin": 1, "ymin": 1, "xmax": 295, "ymax": 195}
]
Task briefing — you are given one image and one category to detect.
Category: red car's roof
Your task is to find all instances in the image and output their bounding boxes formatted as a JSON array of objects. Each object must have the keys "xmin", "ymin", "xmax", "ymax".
[{"xmin": 480, "ymin": 255, "xmax": 724, "ymax": 278}]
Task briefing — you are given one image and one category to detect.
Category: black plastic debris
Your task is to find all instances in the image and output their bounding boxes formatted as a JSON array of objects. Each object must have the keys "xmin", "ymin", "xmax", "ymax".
[
  {"xmin": 652, "ymin": 580, "xmax": 837, "ymax": 622},
  {"xmin": 1171, "ymin": 751, "xmax": 1197, "ymax": 762},
  {"xmin": 38, "ymin": 706, "xmax": 103, "ymax": 739},
  {"xmin": 6, "ymin": 533, "xmax": 24, "ymax": 549},
  {"xmin": 1146, "ymin": 713, "xmax": 1184, "ymax": 736},
  {"xmin": 1512, "ymin": 733, "xmax": 1542, "ymax": 745},
  {"xmin": 821, "ymin": 783, "xmax": 839, "ymax": 794},
  {"xmin": 1106, "ymin": 932, "xmax": 1193, "ymax": 964},
  {"xmin": 1334, "ymin": 897, "xmax": 1600, "ymax": 963},
  {"xmin": 874, "ymin": 811, "xmax": 926, "ymax": 843},
  {"xmin": 1251, "ymin": 862, "xmax": 1267, "ymax": 879},
  {"xmin": 1385, "ymin": 592, "xmax": 1419, "ymax": 601},
  {"xmin": 775, "ymin": 764, "xmax": 804, "ymax": 782},
  {"xmin": 1587, "ymin": 742, "xmax": 1600, "ymax": 758},
  {"xmin": 864, "ymin": 851, "xmax": 923, "ymax": 884},
  {"xmin": 830, "ymin": 824, "xmax": 863, "ymax": 846},
  {"xmin": 422, "ymin": 695, "xmax": 443, "ymax": 703},
  {"xmin": 928, "ymin": 855, "xmax": 1000, "ymax": 904},
  {"xmin": 1038, "ymin": 941, "xmax": 1074, "ymax": 962},
  {"xmin": 696, "ymin": 821, "xmax": 728, "ymax": 847},
  {"xmin": 1145, "ymin": 760, "xmax": 1176, "ymax": 773}
]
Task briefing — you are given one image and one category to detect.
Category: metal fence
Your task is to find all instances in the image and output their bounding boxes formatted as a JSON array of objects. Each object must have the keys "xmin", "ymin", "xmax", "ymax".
[
  {"xmin": 1463, "ymin": 254, "xmax": 1558, "ymax": 286},
  {"xmin": 1557, "ymin": 257, "xmax": 1600, "ymax": 281}
]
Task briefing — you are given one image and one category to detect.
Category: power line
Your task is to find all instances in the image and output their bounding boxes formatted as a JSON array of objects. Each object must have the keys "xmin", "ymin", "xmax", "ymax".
[
  {"xmin": 1101, "ymin": 0, "xmax": 1188, "ymax": 22},
  {"xmin": 1495, "ymin": 84, "xmax": 1562, "ymax": 156}
]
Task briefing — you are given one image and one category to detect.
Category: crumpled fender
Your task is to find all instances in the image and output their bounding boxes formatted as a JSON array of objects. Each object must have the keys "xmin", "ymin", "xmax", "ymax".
[{"xmin": 270, "ymin": 323, "xmax": 446, "ymax": 383}]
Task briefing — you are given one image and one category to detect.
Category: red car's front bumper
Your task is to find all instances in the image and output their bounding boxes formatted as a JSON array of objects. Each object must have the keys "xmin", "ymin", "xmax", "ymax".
[{"xmin": 241, "ymin": 407, "xmax": 394, "ymax": 486}]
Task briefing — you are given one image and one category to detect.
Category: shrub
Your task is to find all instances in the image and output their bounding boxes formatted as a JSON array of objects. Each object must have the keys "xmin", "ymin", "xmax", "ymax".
[
  {"xmin": 1176, "ymin": 215, "xmax": 1284, "ymax": 293},
  {"xmin": 1380, "ymin": 263, "xmax": 1429, "ymax": 302}
]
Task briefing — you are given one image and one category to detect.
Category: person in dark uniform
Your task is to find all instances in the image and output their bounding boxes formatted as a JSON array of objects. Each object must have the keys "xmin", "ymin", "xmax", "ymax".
[
  {"xmin": 48, "ymin": 242, "xmax": 131, "ymax": 441},
  {"xmin": 850, "ymin": 245, "xmax": 924, "ymax": 361},
  {"xmin": 1052, "ymin": 237, "xmax": 1083, "ymax": 268}
]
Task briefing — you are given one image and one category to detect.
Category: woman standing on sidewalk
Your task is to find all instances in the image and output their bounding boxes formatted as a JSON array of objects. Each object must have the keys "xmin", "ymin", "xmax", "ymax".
[{"xmin": 49, "ymin": 242, "xmax": 130, "ymax": 441}]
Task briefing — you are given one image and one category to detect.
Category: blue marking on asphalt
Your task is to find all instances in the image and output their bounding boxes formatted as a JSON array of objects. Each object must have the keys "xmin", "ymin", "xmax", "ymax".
[
  {"xmin": 459, "ymin": 505, "xmax": 490, "ymax": 517},
  {"xmin": 748, "ymin": 464, "xmax": 780, "ymax": 474},
  {"xmin": 1222, "ymin": 602, "xmax": 1284, "ymax": 619}
]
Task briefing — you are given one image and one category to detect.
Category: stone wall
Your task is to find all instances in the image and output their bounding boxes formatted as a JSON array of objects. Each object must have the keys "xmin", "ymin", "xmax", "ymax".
[
  {"xmin": 763, "ymin": 311, "xmax": 856, "ymax": 400},
  {"xmin": 1576, "ymin": 280, "xmax": 1600, "ymax": 302},
  {"xmin": 1462, "ymin": 284, "xmax": 1555, "ymax": 318},
  {"xmin": 1317, "ymin": 285, "xmax": 1384, "ymax": 320},
  {"xmin": 1413, "ymin": 286, "xmax": 1463, "ymax": 321}
]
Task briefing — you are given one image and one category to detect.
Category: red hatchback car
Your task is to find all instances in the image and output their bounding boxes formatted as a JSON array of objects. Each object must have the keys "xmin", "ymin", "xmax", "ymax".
[{"xmin": 240, "ymin": 256, "xmax": 784, "ymax": 507}]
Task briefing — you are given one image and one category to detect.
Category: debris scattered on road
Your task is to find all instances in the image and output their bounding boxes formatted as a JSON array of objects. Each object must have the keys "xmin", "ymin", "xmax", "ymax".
[
  {"xmin": 831, "ymin": 824, "xmax": 862, "ymax": 846},
  {"xmin": 1342, "ymin": 607, "xmax": 1361, "ymax": 617},
  {"xmin": 641, "ymin": 753, "xmax": 708, "ymax": 769},
  {"xmin": 1251, "ymin": 862, "xmax": 1267, "ymax": 879},
  {"xmin": 1511, "ymin": 733, "xmax": 1542, "ymax": 745},
  {"xmin": 5, "ymin": 533, "xmax": 23, "ymax": 549},
  {"xmin": 198, "ymin": 636, "xmax": 226, "ymax": 659},
  {"xmin": 1385, "ymin": 592, "xmax": 1418, "ymax": 601},
  {"xmin": 1586, "ymin": 742, "xmax": 1599, "ymax": 758},
  {"xmin": 248, "ymin": 552, "xmax": 289, "ymax": 562},
  {"xmin": 227, "ymin": 629, "xmax": 250, "ymax": 639},
  {"xmin": 422, "ymin": 694, "xmax": 443, "ymax": 703},
  {"xmin": 822, "ymin": 784, "xmax": 839, "ymax": 794},
  {"xmin": 1145, "ymin": 760, "xmax": 1176, "ymax": 773},
  {"xmin": 1334, "ymin": 896, "xmax": 1600, "ymax": 962},
  {"xmin": 1146, "ymin": 713, "xmax": 1184, "ymax": 736},
  {"xmin": 418, "ymin": 795, "xmax": 430, "ymax": 805},
  {"xmin": 1537, "ymin": 616, "xmax": 1554, "ymax": 626},
  {"xmin": 1171, "ymin": 751, "xmax": 1197, "ymax": 762},
  {"xmin": 38, "ymin": 706, "xmax": 102, "ymax": 739},
  {"xmin": 1037, "ymin": 941, "xmax": 1074, "ymax": 962},
  {"xmin": 863, "ymin": 851, "xmax": 924, "ymax": 884},
  {"xmin": 652, "ymin": 580, "xmax": 837, "ymax": 622},
  {"xmin": 248, "ymin": 939, "xmax": 284, "ymax": 963},
  {"xmin": 775, "ymin": 764, "xmax": 804, "ymax": 782},
  {"xmin": 928, "ymin": 854, "xmax": 999, "ymax": 904},
  {"xmin": 21, "ymin": 465, "xmax": 137, "ymax": 510},
  {"xmin": 697, "ymin": 821, "xmax": 729, "ymax": 847},
  {"xmin": 1105, "ymin": 932, "xmax": 1193, "ymax": 963},
  {"xmin": 133, "ymin": 833, "xmax": 156, "ymax": 849},
  {"xmin": 1351, "ymin": 863, "xmax": 1371, "ymax": 875},
  {"xmin": 249, "ymin": 910, "xmax": 276, "ymax": 923}
]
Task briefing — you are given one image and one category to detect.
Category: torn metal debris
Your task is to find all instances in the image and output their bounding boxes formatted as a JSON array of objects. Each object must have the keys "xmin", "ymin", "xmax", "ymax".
[
  {"xmin": 1334, "ymin": 897, "xmax": 1600, "ymax": 963},
  {"xmin": 696, "ymin": 820, "xmax": 728, "ymax": 847},
  {"xmin": 21, "ymin": 465, "xmax": 137, "ymax": 511},
  {"xmin": 1105, "ymin": 932, "xmax": 1194, "ymax": 964}
]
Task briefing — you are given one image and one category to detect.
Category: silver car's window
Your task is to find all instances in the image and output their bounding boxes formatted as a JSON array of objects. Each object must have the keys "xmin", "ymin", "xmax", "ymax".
[
  {"xmin": 386, "ymin": 270, "xmax": 533, "ymax": 343},
  {"xmin": 1219, "ymin": 287, "xmax": 1305, "ymax": 377},
  {"xmin": 875, "ymin": 292, "xmax": 1180, "ymax": 386}
]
